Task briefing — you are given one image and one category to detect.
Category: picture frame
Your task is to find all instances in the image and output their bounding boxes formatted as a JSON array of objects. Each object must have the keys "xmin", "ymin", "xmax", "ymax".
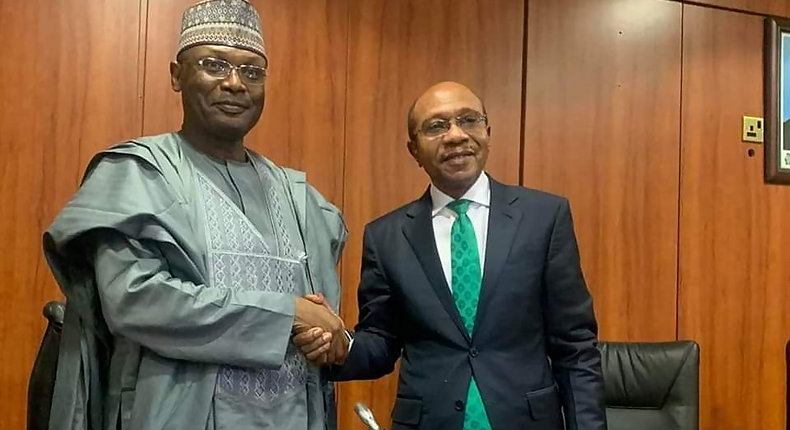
[{"xmin": 764, "ymin": 17, "xmax": 790, "ymax": 184}]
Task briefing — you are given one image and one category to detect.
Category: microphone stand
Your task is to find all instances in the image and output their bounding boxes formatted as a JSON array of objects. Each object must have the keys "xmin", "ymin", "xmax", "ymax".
[{"xmin": 354, "ymin": 402, "xmax": 386, "ymax": 430}]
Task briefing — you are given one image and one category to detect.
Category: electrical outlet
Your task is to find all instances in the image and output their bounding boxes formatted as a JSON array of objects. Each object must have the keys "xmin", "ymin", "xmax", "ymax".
[{"xmin": 743, "ymin": 116, "xmax": 764, "ymax": 143}]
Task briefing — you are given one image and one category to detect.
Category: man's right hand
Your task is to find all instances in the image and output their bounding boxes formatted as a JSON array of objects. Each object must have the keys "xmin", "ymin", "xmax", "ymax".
[
  {"xmin": 293, "ymin": 296, "xmax": 344, "ymax": 336},
  {"xmin": 292, "ymin": 295, "xmax": 349, "ymax": 366}
]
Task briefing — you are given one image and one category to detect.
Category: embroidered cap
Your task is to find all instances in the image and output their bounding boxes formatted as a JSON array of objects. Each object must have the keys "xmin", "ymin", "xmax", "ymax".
[{"xmin": 177, "ymin": 0, "xmax": 267, "ymax": 60}]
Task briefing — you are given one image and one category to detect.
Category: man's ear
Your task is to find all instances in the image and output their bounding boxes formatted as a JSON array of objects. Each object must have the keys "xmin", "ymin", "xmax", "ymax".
[
  {"xmin": 170, "ymin": 61, "xmax": 183, "ymax": 92},
  {"xmin": 407, "ymin": 140, "xmax": 422, "ymax": 167}
]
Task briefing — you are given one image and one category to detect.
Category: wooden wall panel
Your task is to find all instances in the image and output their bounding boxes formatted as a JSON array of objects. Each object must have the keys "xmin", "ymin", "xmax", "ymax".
[
  {"xmin": 688, "ymin": 0, "xmax": 790, "ymax": 18},
  {"xmin": 142, "ymin": 0, "xmax": 348, "ymax": 204},
  {"xmin": 680, "ymin": 5, "xmax": 790, "ymax": 430},
  {"xmin": 523, "ymin": 0, "xmax": 682, "ymax": 342},
  {"xmin": 0, "ymin": 0, "xmax": 143, "ymax": 428},
  {"xmin": 137, "ymin": 0, "xmax": 189, "ymax": 135},
  {"xmin": 339, "ymin": 0, "xmax": 524, "ymax": 428},
  {"xmin": 4, "ymin": 2, "xmax": 786, "ymax": 430}
]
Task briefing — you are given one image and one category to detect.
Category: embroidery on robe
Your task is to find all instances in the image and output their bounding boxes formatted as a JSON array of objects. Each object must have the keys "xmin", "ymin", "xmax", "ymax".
[{"xmin": 197, "ymin": 169, "xmax": 308, "ymax": 404}]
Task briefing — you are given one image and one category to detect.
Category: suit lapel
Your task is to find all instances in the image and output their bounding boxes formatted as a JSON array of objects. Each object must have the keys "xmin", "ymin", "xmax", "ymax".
[
  {"xmin": 403, "ymin": 190, "xmax": 470, "ymax": 342},
  {"xmin": 474, "ymin": 179, "xmax": 521, "ymax": 333}
]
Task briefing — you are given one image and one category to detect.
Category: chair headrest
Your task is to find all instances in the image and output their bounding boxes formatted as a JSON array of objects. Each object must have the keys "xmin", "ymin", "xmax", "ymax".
[{"xmin": 599, "ymin": 340, "xmax": 699, "ymax": 409}]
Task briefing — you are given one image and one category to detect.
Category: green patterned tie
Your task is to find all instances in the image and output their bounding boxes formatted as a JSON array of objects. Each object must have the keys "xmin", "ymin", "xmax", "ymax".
[{"xmin": 447, "ymin": 199, "xmax": 492, "ymax": 430}]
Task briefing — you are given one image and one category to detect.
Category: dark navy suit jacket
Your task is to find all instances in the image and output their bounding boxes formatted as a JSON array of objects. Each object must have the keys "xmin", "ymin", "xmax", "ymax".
[{"xmin": 333, "ymin": 177, "xmax": 606, "ymax": 430}]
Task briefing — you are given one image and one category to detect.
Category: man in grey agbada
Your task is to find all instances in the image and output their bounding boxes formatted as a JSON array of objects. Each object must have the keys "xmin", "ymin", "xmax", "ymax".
[{"xmin": 43, "ymin": 1, "xmax": 349, "ymax": 429}]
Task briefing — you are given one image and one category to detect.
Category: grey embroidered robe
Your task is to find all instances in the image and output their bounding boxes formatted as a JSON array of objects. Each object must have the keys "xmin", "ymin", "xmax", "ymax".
[{"xmin": 43, "ymin": 133, "xmax": 347, "ymax": 430}]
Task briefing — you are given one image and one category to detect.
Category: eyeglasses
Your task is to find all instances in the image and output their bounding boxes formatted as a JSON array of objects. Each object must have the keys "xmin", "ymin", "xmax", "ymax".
[
  {"xmin": 195, "ymin": 57, "xmax": 268, "ymax": 85},
  {"xmin": 419, "ymin": 113, "xmax": 488, "ymax": 138}
]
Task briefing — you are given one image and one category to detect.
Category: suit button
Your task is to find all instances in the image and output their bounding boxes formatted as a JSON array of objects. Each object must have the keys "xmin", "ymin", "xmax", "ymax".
[
  {"xmin": 469, "ymin": 347, "xmax": 479, "ymax": 358},
  {"xmin": 455, "ymin": 400, "xmax": 464, "ymax": 411}
]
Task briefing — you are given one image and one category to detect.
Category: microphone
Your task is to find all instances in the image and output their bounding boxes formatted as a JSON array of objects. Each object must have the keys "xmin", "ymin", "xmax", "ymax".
[{"xmin": 354, "ymin": 402, "xmax": 383, "ymax": 430}]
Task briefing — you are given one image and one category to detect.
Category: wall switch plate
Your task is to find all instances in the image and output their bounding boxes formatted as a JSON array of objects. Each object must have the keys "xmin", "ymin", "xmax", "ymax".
[{"xmin": 743, "ymin": 116, "xmax": 764, "ymax": 143}]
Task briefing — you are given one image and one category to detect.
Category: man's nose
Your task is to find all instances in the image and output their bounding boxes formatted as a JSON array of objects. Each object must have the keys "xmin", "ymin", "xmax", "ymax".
[
  {"xmin": 444, "ymin": 122, "xmax": 470, "ymax": 142},
  {"xmin": 220, "ymin": 69, "xmax": 246, "ymax": 92}
]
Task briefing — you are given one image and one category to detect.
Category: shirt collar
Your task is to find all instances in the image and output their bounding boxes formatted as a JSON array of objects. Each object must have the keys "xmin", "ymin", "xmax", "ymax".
[{"xmin": 430, "ymin": 173, "xmax": 491, "ymax": 217}]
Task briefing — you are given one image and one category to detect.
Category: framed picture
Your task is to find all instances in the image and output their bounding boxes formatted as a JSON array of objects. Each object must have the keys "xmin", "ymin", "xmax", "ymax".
[{"xmin": 765, "ymin": 17, "xmax": 790, "ymax": 184}]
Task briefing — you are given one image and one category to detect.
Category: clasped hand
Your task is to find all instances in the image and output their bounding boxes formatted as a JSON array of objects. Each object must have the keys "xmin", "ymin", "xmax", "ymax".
[{"xmin": 292, "ymin": 294, "xmax": 348, "ymax": 366}]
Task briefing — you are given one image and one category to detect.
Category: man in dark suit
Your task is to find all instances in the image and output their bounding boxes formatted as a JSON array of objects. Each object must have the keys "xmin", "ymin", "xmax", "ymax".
[{"xmin": 296, "ymin": 81, "xmax": 606, "ymax": 430}]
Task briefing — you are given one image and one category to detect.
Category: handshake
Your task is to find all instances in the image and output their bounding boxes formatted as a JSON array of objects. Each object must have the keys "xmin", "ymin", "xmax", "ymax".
[{"xmin": 292, "ymin": 294, "xmax": 349, "ymax": 366}]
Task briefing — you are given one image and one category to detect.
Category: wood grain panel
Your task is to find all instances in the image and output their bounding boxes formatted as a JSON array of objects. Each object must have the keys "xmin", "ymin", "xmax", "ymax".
[
  {"xmin": 523, "ymin": 0, "xmax": 682, "ymax": 342},
  {"xmin": 142, "ymin": 0, "xmax": 347, "ymax": 204},
  {"xmin": 0, "ymin": 0, "xmax": 142, "ymax": 428},
  {"xmin": 340, "ymin": 0, "xmax": 524, "ymax": 428},
  {"xmin": 680, "ymin": 5, "xmax": 790, "ymax": 430},
  {"xmin": 690, "ymin": 0, "xmax": 790, "ymax": 18}
]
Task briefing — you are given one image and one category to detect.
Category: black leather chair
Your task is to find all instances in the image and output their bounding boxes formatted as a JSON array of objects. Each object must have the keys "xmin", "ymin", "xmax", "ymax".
[
  {"xmin": 598, "ymin": 340, "xmax": 700, "ymax": 430},
  {"xmin": 27, "ymin": 301, "xmax": 65, "ymax": 430}
]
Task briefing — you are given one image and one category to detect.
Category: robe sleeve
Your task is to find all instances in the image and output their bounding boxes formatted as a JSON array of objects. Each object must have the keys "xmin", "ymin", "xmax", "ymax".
[{"xmin": 91, "ymin": 230, "xmax": 299, "ymax": 369}]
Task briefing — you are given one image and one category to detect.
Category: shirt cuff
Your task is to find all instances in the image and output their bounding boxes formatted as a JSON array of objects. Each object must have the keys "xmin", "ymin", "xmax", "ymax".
[{"xmin": 345, "ymin": 330, "xmax": 354, "ymax": 352}]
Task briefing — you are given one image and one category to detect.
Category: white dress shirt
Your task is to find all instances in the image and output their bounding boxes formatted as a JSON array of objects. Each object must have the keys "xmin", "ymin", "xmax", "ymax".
[
  {"xmin": 430, "ymin": 173, "xmax": 491, "ymax": 290},
  {"xmin": 348, "ymin": 173, "xmax": 490, "ymax": 351}
]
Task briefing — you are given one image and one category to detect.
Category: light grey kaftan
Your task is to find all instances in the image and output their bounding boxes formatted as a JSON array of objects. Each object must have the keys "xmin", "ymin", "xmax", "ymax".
[{"xmin": 43, "ymin": 133, "xmax": 346, "ymax": 430}]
